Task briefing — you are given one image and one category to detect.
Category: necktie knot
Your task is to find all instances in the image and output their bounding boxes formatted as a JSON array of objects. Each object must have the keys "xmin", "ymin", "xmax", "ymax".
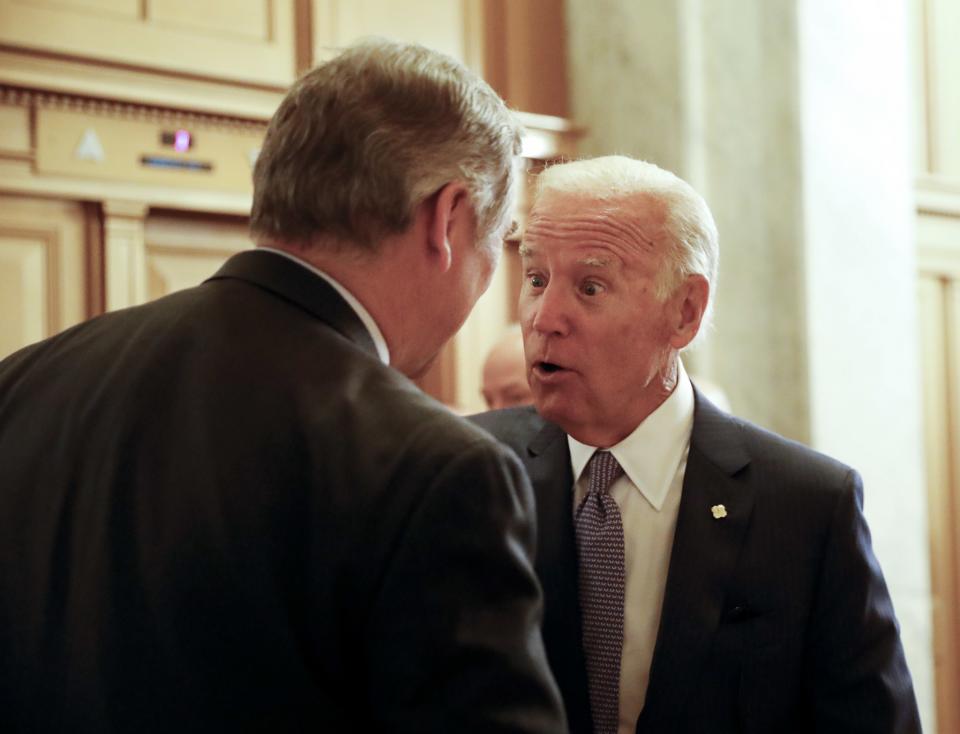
[{"xmin": 587, "ymin": 451, "xmax": 623, "ymax": 496}]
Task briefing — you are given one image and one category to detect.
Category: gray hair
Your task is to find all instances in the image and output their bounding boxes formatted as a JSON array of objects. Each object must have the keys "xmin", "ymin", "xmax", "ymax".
[
  {"xmin": 534, "ymin": 155, "xmax": 719, "ymax": 341},
  {"xmin": 251, "ymin": 39, "xmax": 522, "ymax": 250}
]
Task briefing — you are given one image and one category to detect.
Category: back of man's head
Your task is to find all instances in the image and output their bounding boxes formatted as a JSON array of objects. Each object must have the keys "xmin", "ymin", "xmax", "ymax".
[{"xmin": 250, "ymin": 39, "xmax": 522, "ymax": 252}]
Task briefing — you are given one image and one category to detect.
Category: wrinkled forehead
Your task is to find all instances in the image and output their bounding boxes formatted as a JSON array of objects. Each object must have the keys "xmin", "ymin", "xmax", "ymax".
[{"xmin": 521, "ymin": 190, "xmax": 668, "ymax": 259}]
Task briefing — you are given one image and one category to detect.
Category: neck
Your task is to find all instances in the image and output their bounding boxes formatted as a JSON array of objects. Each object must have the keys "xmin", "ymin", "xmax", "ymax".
[
  {"xmin": 567, "ymin": 355, "xmax": 681, "ymax": 447},
  {"xmin": 257, "ymin": 238, "xmax": 429, "ymax": 377}
]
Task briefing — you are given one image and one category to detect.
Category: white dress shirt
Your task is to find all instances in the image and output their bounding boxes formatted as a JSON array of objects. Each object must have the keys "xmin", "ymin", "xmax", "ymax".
[
  {"xmin": 568, "ymin": 359, "xmax": 695, "ymax": 734},
  {"xmin": 257, "ymin": 247, "xmax": 390, "ymax": 365}
]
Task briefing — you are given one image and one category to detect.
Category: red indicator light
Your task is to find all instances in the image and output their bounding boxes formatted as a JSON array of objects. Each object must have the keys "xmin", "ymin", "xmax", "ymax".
[{"xmin": 173, "ymin": 129, "xmax": 192, "ymax": 152}]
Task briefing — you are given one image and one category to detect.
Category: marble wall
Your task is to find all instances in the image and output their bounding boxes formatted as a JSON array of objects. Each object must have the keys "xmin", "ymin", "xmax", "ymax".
[
  {"xmin": 797, "ymin": 1, "xmax": 933, "ymax": 724},
  {"xmin": 566, "ymin": 0, "xmax": 935, "ymax": 728},
  {"xmin": 566, "ymin": 0, "xmax": 810, "ymax": 442}
]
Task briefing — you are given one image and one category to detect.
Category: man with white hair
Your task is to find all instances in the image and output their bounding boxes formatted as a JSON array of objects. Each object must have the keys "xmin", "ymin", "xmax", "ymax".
[
  {"xmin": 0, "ymin": 41, "xmax": 566, "ymax": 733},
  {"xmin": 473, "ymin": 155, "xmax": 919, "ymax": 733}
]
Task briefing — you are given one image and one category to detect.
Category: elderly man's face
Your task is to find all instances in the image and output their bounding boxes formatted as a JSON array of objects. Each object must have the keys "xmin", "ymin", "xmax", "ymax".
[
  {"xmin": 518, "ymin": 191, "xmax": 683, "ymax": 447},
  {"xmin": 482, "ymin": 332, "xmax": 533, "ymax": 410}
]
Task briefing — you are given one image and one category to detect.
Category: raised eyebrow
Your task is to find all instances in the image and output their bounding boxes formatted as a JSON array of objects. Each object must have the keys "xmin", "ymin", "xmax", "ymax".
[
  {"xmin": 518, "ymin": 243, "xmax": 536, "ymax": 258},
  {"xmin": 578, "ymin": 256, "xmax": 612, "ymax": 268}
]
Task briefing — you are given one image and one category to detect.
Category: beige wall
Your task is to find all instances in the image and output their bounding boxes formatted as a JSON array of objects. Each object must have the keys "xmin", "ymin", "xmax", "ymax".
[{"xmin": 797, "ymin": 2, "xmax": 933, "ymax": 726}]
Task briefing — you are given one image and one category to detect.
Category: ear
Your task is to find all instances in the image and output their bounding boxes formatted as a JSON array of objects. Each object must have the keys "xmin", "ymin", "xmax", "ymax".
[
  {"xmin": 669, "ymin": 274, "xmax": 710, "ymax": 349},
  {"xmin": 423, "ymin": 181, "xmax": 470, "ymax": 273}
]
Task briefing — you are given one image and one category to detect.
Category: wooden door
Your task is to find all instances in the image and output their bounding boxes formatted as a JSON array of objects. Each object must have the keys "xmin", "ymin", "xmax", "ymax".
[
  {"xmin": 0, "ymin": 194, "xmax": 94, "ymax": 360},
  {"xmin": 918, "ymin": 211, "xmax": 960, "ymax": 734}
]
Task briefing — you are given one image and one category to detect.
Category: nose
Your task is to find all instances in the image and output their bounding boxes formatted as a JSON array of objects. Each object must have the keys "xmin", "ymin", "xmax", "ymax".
[{"xmin": 526, "ymin": 282, "xmax": 570, "ymax": 337}]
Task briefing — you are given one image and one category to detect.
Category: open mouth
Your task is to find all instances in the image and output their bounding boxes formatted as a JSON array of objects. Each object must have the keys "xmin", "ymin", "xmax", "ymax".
[{"xmin": 534, "ymin": 361, "xmax": 568, "ymax": 376}]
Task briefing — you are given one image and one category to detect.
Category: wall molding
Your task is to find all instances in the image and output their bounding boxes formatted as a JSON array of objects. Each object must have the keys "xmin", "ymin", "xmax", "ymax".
[{"xmin": 917, "ymin": 174, "xmax": 960, "ymax": 218}]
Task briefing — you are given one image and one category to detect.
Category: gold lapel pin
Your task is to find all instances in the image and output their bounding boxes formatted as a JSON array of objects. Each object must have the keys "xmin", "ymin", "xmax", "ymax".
[{"xmin": 711, "ymin": 504, "xmax": 728, "ymax": 519}]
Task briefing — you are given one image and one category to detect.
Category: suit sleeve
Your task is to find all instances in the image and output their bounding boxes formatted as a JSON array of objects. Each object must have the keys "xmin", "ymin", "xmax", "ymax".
[
  {"xmin": 363, "ymin": 438, "xmax": 568, "ymax": 734},
  {"xmin": 807, "ymin": 469, "xmax": 922, "ymax": 733}
]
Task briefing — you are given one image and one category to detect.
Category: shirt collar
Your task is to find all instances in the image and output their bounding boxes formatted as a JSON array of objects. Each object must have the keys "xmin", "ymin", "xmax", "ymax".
[
  {"xmin": 568, "ymin": 358, "xmax": 695, "ymax": 511},
  {"xmin": 257, "ymin": 247, "xmax": 390, "ymax": 365}
]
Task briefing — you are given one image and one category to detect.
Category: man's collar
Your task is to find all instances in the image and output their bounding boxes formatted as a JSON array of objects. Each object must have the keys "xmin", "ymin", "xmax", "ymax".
[
  {"xmin": 568, "ymin": 359, "xmax": 695, "ymax": 510},
  {"xmin": 257, "ymin": 247, "xmax": 390, "ymax": 365}
]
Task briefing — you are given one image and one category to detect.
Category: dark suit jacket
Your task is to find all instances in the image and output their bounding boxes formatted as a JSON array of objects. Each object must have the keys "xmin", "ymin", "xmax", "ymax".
[
  {"xmin": 0, "ymin": 249, "xmax": 566, "ymax": 733},
  {"xmin": 473, "ymin": 393, "xmax": 921, "ymax": 733}
]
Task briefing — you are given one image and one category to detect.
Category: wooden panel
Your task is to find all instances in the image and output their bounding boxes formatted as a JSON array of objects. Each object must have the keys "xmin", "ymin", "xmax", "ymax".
[
  {"xmin": 920, "ymin": 275, "xmax": 960, "ymax": 734},
  {"xmin": 913, "ymin": 0, "xmax": 931, "ymax": 173},
  {"xmin": 0, "ymin": 50, "xmax": 284, "ymax": 121},
  {"xmin": 919, "ymin": 210, "xmax": 960, "ymax": 277},
  {"xmin": 944, "ymin": 280, "xmax": 960, "ymax": 734},
  {"xmin": 0, "ymin": 195, "xmax": 89, "ymax": 359},
  {"xmin": 924, "ymin": 0, "xmax": 960, "ymax": 177},
  {"xmin": 918, "ymin": 209, "xmax": 960, "ymax": 734},
  {"xmin": 26, "ymin": 0, "xmax": 138, "ymax": 17},
  {"xmin": 311, "ymin": 0, "xmax": 569, "ymax": 117},
  {"xmin": 0, "ymin": 0, "xmax": 295, "ymax": 87},
  {"xmin": 480, "ymin": 0, "xmax": 569, "ymax": 117},
  {"xmin": 103, "ymin": 199, "xmax": 147, "ymax": 311},
  {"xmin": 0, "ymin": 230, "xmax": 49, "ymax": 357},
  {"xmin": 0, "ymin": 102, "xmax": 31, "ymax": 156},
  {"xmin": 147, "ymin": 249, "xmax": 232, "ymax": 299},
  {"xmin": 35, "ymin": 106, "xmax": 264, "ymax": 194},
  {"xmin": 24, "ymin": 0, "xmax": 140, "ymax": 19},
  {"xmin": 148, "ymin": 0, "xmax": 270, "ymax": 41},
  {"xmin": 0, "ymin": 90, "xmax": 257, "ymax": 215},
  {"xmin": 144, "ymin": 211, "xmax": 250, "ymax": 300},
  {"xmin": 313, "ymin": 0, "xmax": 470, "ymax": 63}
]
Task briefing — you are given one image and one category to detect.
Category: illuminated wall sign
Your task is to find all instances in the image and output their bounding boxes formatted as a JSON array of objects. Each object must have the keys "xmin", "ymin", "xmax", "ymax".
[
  {"xmin": 141, "ymin": 155, "xmax": 212, "ymax": 171},
  {"xmin": 160, "ymin": 129, "xmax": 194, "ymax": 152}
]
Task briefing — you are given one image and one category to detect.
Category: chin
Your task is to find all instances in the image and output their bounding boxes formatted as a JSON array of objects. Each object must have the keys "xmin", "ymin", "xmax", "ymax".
[
  {"xmin": 405, "ymin": 352, "xmax": 438, "ymax": 380},
  {"xmin": 533, "ymin": 394, "xmax": 576, "ymax": 430},
  {"xmin": 535, "ymin": 395, "xmax": 609, "ymax": 444}
]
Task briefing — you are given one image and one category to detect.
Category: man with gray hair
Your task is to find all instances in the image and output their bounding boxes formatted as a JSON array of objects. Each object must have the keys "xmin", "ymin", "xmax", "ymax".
[
  {"xmin": 0, "ymin": 40, "xmax": 566, "ymax": 732},
  {"xmin": 474, "ymin": 155, "xmax": 919, "ymax": 733}
]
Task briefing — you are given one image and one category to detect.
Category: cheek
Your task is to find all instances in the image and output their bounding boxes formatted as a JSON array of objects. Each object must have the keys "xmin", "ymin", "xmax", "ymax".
[
  {"xmin": 472, "ymin": 256, "xmax": 496, "ymax": 296},
  {"xmin": 517, "ymin": 296, "xmax": 535, "ymax": 328},
  {"xmin": 485, "ymin": 247, "xmax": 499, "ymax": 276}
]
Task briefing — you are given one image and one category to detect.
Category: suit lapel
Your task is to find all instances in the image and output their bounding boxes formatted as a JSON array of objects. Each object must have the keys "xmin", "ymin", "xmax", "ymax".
[
  {"xmin": 525, "ymin": 420, "xmax": 593, "ymax": 734},
  {"xmin": 206, "ymin": 249, "xmax": 379, "ymax": 357},
  {"xmin": 638, "ymin": 391, "xmax": 754, "ymax": 732}
]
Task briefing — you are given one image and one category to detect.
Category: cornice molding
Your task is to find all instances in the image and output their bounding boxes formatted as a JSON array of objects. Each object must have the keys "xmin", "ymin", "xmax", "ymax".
[
  {"xmin": 0, "ymin": 48, "xmax": 284, "ymax": 120},
  {"xmin": 917, "ymin": 174, "xmax": 960, "ymax": 218},
  {"xmin": 1, "ymin": 84, "xmax": 268, "ymax": 134}
]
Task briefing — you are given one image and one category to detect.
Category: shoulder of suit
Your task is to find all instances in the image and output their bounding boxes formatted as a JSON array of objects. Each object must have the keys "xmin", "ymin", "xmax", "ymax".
[
  {"xmin": 339, "ymin": 365, "xmax": 520, "ymax": 460},
  {"xmin": 698, "ymin": 403, "xmax": 857, "ymax": 494},
  {"xmin": 467, "ymin": 405, "xmax": 545, "ymax": 450}
]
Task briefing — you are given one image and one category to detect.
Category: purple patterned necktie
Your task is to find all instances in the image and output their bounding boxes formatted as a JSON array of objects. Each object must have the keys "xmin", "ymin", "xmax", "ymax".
[{"xmin": 575, "ymin": 450, "xmax": 625, "ymax": 734}]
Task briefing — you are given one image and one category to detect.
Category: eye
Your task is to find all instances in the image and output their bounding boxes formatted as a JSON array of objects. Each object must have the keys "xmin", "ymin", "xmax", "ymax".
[
  {"xmin": 527, "ymin": 272, "xmax": 546, "ymax": 289},
  {"xmin": 581, "ymin": 280, "xmax": 604, "ymax": 296}
]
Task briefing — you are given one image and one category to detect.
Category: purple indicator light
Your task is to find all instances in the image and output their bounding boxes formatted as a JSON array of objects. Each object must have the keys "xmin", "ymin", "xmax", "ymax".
[{"xmin": 173, "ymin": 129, "xmax": 191, "ymax": 152}]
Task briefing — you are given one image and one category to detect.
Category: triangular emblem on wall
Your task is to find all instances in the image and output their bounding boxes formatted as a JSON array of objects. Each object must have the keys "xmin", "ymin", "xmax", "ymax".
[{"xmin": 75, "ymin": 128, "xmax": 105, "ymax": 162}]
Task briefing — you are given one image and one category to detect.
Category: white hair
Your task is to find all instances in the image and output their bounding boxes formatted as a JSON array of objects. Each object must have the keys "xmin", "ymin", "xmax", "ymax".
[{"xmin": 534, "ymin": 155, "xmax": 719, "ymax": 345}]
